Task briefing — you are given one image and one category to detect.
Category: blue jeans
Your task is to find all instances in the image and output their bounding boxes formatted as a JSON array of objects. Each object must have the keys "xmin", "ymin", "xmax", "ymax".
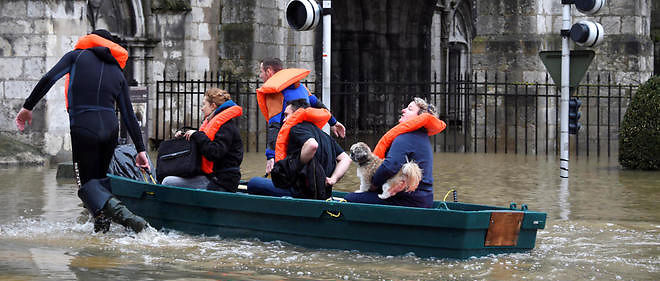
[
  {"xmin": 344, "ymin": 189, "xmax": 434, "ymax": 208},
  {"xmin": 246, "ymin": 177, "xmax": 292, "ymax": 197},
  {"xmin": 162, "ymin": 175, "xmax": 210, "ymax": 189}
]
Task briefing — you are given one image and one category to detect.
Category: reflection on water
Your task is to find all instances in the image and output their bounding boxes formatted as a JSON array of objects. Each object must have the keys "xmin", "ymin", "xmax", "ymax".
[{"xmin": 0, "ymin": 152, "xmax": 658, "ymax": 280}]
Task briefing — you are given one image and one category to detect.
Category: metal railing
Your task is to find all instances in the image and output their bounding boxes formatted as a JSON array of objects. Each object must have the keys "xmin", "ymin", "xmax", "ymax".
[{"xmin": 154, "ymin": 71, "xmax": 637, "ymax": 158}]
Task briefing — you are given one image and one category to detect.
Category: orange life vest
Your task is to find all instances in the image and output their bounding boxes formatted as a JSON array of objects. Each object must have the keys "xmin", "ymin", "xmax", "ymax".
[
  {"xmin": 373, "ymin": 113, "xmax": 447, "ymax": 159},
  {"xmin": 256, "ymin": 68, "xmax": 311, "ymax": 121},
  {"xmin": 64, "ymin": 34, "xmax": 128, "ymax": 110},
  {"xmin": 198, "ymin": 105, "xmax": 243, "ymax": 174},
  {"xmin": 274, "ymin": 107, "xmax": 331, "ymax": 162}
]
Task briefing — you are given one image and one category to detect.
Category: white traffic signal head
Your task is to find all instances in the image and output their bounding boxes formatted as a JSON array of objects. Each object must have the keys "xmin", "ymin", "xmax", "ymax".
[
  {"xmin": 570, "ymin": 20, "xmax": 604, "ymax": 47},
  {"xmin": 574, "ymin": 0, "xmax": 606, "ymax": 15},
  {"xmin": 285, "ymin": 0, "xmax": 321, "ymax": 31}
]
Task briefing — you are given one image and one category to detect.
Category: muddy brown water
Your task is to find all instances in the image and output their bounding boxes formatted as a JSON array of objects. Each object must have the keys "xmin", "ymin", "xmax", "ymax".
[{"xmin": 0, "ymin": 152, "xmax": 658, "ymax": 280}]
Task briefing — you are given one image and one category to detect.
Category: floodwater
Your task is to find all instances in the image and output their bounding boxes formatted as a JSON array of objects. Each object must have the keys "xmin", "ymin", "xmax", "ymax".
[{"xmin": 0, "ymin": 152, "xmax": 658, "ymax": 280}]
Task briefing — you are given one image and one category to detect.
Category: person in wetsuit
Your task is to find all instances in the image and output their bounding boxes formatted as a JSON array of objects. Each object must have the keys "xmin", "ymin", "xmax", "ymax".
[{"xmin": 15, "ymin": 29, "xmax": 149, "ymax": 233}]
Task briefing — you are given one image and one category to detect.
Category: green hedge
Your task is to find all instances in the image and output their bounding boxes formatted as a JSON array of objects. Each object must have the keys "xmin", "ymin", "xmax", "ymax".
[{"xmin": 619, "ymin": 76, "xmax": 660, "ymax": 170}]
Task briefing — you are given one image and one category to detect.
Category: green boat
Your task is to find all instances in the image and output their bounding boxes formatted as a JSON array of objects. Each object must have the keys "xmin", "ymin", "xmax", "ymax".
[{"xmin": 109, "ymin": 174, "xmax": 546, "ymax": 259}]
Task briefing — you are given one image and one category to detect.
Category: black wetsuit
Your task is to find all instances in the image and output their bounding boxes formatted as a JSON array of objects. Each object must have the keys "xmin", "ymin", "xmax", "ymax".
[{"xmin": 24, "ymin": 47, "xmax": 144, "ymax": 186}]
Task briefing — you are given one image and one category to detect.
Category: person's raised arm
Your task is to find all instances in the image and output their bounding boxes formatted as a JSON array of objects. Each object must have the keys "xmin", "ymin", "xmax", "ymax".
[
  {"xmin": 23, "ymin": 51, "xmax": 76, "ymax": 111},
  {"xmin": 17, "ymin": 51, "xmax": 76, "ymax": 131},
  {"xmin": 308, "ymin": 94, "xmax": 345, "ymax": 138}
]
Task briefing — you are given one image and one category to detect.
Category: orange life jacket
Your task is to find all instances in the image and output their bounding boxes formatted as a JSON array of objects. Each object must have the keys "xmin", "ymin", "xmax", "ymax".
[
  {"xmin": 274, "ymin": 108, "xmax": 331, "ymax": 162},
  {"xmin": 64, "ymin": 34, "xmax": 128, "ymax": 110},
  {"xmin": 373, "ymin": 113, "xmax": 447, "ymax": 159},
  {"xmin": 256, "ymin": 68, "xmax": 311, "ymax": 121},
  {"xmin": 198, "ymin": 105, "xmax": 243, "ymax": 174}
]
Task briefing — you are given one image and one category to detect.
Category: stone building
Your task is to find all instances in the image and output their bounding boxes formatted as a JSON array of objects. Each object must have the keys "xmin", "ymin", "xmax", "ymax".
[{"xmin": 0, "ymin": 0, "xmax": 656, "ymax": 159}]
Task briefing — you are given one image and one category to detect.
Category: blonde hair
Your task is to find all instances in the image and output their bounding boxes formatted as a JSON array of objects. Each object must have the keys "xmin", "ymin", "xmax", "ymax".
[
  {"xmin": 413, "ymin": 97, "xmax": 438, "ymax": 118},
  {"xmin": 205, "ymin": 88, "xmax": 231, "ymax": 105}
]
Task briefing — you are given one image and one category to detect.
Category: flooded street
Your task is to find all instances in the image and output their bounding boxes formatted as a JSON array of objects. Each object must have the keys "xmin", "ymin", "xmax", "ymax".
[{"xmin": 0, "ymin": 152, "xmax": 658, "ymax": 280}]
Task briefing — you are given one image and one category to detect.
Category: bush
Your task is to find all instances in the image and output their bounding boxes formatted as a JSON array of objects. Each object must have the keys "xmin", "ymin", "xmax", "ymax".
[{"xmin": 619, "ymin": 76, "xmax": 660, "ymax": 170}]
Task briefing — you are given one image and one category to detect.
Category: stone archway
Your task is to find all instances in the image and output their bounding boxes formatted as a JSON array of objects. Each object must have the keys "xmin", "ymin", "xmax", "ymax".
[
  {"xmin": 331, "ymin": 0, "xmax": 437, "ymax": 83},
  {"xmin": 447, "ymin": 0, "xmax": 475, "ymax": 80},
  {"xmin": 87, "ymin": 0, "xmax": 148, "ymax": 37},
  {"xmin": 86, "ymin": 0, "xmax": 155, "ymax": 86},
  {"xmin": 328, "ymin": 0, "xmax": 437, "ymax": 132}
]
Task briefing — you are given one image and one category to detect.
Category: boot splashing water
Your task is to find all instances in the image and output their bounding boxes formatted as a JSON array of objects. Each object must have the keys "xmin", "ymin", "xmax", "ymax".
[
  {"xmin": 94, "ymin": 214, "xmax": 111, "ymax": 233},
  {"xmin": 101, "ymin": 197, "xmax": 147, "ymax": 233}
]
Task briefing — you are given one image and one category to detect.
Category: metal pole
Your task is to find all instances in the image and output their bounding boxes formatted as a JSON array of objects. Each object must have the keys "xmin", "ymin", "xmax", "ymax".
[
  {"xmin": 560, "ymin": 3, "xmax": 571, "ymax": 178},
  {"xmin": 322, "ymin": 0, "xmax": 331, "ymax": 134}
]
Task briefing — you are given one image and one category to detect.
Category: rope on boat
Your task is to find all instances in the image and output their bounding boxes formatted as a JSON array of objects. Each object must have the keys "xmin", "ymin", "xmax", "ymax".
[
  {"xmin": 325, "ymin": 197, "xmax": 347, "ymax": 218},
  {"xmin": 443, "ymin": 189, "xmax": 456, "ymax": 202}
]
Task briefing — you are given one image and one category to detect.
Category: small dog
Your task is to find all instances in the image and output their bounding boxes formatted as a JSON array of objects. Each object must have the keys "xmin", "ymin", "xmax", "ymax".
[{"xmin": 349, "ymin": 142, "xmax": 423, "ymax": 199}]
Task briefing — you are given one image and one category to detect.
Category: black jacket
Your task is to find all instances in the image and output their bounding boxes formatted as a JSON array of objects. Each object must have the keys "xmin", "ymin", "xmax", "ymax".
[
  {"xmin": 271, "ymin": 152, "xmax": 331, "ymax": 200},
  {"xmin": 190, "ymin": 111, "xmax": 243, "ymax": 192}
]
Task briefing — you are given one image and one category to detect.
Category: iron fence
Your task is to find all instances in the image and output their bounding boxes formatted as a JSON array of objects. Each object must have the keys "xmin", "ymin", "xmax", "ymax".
[{"xmin": 153, "ymin": 71, "xmax": 637, "ymax": 158}]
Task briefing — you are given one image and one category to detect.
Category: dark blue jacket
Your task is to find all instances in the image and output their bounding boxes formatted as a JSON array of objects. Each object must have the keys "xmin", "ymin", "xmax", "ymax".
[{"xmin": 371, "ymin": 129, "xmax": 434, "ymax": 192}]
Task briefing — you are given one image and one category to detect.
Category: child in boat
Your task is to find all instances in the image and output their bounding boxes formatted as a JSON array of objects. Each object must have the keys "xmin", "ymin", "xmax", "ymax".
[{"xmin": 344, "ymin": 97, "xmax": 446, "ymax": 208}]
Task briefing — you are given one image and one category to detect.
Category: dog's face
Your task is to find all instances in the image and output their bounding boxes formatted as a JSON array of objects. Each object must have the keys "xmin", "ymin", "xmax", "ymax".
[{"xmin": 350, "ymin": 142, "xmax": 373, "ymax": 164}]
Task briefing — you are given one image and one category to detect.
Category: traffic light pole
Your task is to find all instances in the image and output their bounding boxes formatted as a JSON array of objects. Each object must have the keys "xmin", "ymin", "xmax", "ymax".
[
  {"xmin": 322, "ymin": 0, "xmax": 331, "ymax": 134},
  {"xmin": 560, "ymin": 3, "xmax": 571, "ymax": 178}
]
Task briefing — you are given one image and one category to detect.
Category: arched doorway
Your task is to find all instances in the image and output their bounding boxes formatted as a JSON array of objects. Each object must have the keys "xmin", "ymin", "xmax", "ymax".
[{"xmin": 329, "ymin": 0, "xmax": 437, "ymax": 136}]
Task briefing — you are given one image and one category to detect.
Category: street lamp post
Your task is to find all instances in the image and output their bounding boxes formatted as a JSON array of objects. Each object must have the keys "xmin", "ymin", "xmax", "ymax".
[{"xmin": 285, "ymin": 0, "xmax": 331, "ymax": 133}]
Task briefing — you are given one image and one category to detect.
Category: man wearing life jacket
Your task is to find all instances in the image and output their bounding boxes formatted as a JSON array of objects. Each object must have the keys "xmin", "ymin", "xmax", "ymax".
[
  {"xmin": 14, "ymin": 29, "xmax": 149, "ymax": 232},
  {"xmin": 163, "ymin": 88, "xmax": 244, "ymax": 192},
  {"xmin": 345, "ymin": 97, "xmax": 447, "ymax": 208},
  {"xmin": 247, "ymin": 99, "xmax": 351, "ymax": 199},
  {"xmin": 257, "ymin": 58, "xmax": 346, "ymax": 175}
]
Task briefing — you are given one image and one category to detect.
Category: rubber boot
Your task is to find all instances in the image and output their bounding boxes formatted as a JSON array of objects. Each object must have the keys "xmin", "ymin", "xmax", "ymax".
[{"xmin": 101, "ymin": 197, "xmax": 147, "ymax": 233}]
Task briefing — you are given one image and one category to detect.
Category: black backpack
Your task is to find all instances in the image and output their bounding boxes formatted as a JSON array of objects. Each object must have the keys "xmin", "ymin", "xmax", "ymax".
[{"xmin": 156, "ymin": 137, "xmax": 201, "ymax": 183}]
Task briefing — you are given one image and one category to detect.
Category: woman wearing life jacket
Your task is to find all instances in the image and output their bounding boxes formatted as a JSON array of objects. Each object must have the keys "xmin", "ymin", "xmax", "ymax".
[
  {"xmin": 162, "ymin": 88, "xmax": 244, "ymax": 192},
  {"xmin": 344, "ymin": 97, "xmax": 446, "ymax": 208},
  {"xmin": 15, "ymin": 29, "xmax": 149, "ymax": 233}
]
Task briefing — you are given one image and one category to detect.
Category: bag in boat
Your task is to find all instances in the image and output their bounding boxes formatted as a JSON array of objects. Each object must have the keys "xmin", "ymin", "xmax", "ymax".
[
  {"xmin": 109, "ymin": 144, "xmax": 156, "ymax": 181},
  {"xmin": 271, "ymin": 153, "xmax": 331, "ymax": 200},
  {"xmin": 156, "ymin": 137, "xmax": 200, "ymax": 183}
]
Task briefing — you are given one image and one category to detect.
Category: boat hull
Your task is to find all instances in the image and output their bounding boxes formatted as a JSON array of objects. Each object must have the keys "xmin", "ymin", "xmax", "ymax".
[{"xmin": 109, "ymin": 175, "xmax": 546, "ymax": 259}]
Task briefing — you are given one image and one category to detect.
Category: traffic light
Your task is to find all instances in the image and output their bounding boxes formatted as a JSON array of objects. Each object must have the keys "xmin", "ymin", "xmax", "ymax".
[
  {"xmin": 569, "ymin": 97, "xmax": 582, "ymax": 134},
  {"xmin": 569, "ymin": 0, "xmax": 605, "ymax": 47},
  {"xmin": 285, "ymin": 0, "xmax": 321, "ymax": 31}
]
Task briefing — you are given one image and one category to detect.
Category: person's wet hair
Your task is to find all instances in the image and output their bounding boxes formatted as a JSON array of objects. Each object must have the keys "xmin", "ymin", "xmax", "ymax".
[
  {"xmin": 261, "ymin": 58, "xmax": 283, "ymax": 73},
  {"xmin": 413, "ymin": 97, "xmax": 438, "ymax": 118},
  {"xmin": 286, "ymin": 98, "xmax": 310, "ymax": 111},
  {"xmin": 91, "ymin": 29, "xmax": 118, "ymax": 43},
  {"xmin": 205, "ymin": 88, "xmax": 231, "ymax": 105}
]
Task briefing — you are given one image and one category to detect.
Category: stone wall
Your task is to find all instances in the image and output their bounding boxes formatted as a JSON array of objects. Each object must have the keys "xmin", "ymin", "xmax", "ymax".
[
  {"xmin": 652, "ymin": 0, "xmax": 659, "ymax": 76},
  {"xmin": 0, "ymin": 0, "xmax": 654, "ymax": 159},
  {"xmin": 0, "ymin": 0, "xmax": 87, "ymax": 161},
  {"xmin": 219, "ymin": 0, "xmax": 316, "ymax": 79},
  {"xmin": 472, "ymin": 0, "xmax": 654, "ymax": 85},
  {"xmin": 468, "ymin": 0, "xmax": 655, "ymax": 155}
]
